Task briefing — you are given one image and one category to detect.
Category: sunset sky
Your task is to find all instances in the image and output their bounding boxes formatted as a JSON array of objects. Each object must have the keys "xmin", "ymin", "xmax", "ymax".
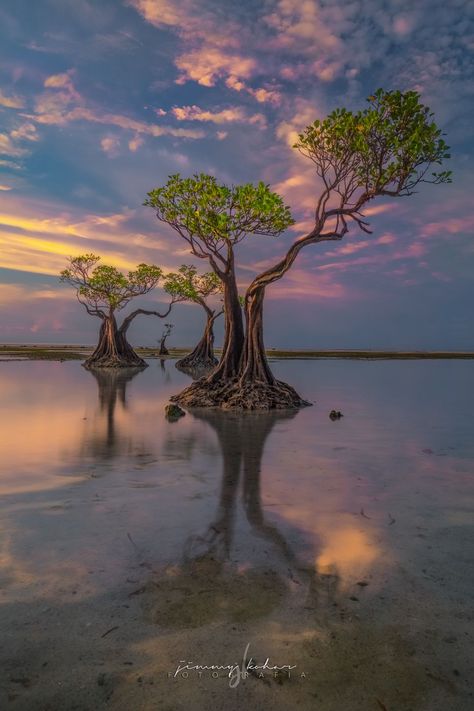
[{"xmin": 0, "ymin": 0, "xmax": 473, "ymax": 348}]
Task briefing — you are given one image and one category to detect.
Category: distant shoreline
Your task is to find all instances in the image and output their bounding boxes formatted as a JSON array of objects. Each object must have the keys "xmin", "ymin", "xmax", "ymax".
[{"xmin": 1, "ymin": 344, "xmax": 474, "ymax": 362}]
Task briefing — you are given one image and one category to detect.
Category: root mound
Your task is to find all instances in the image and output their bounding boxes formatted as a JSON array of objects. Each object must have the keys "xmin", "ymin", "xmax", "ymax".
[
  {"xmin": 171, "ymin": 377, "xmax": 311, "ymax": 410},
  {"xmin": 176, "ymin": 354, "xmax": 218, "ymax": 370},
  {"xmin": 83, "ymin": 354, "xmax": 147, "ymax": 369}
]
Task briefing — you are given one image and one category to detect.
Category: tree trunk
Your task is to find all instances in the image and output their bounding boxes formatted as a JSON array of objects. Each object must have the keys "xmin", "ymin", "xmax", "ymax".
[
  {"xmin": 217, "ymin": 284, "xmax": 309, "ymax": 409},
  {"xmin": 159, "ymin": 337, "xmax": 169, "ymax": 356},
  {"xmin": 176, "ymin": 311, "xmax": 219, "ymax": 370},
  {"xmin": 84, "ymin": 313, "xmax": 147, "ymax": 369},
  {"xmin": 210, "ymin": 269, "xmax": 244, "ymax": 380},
  {"xmin": 239, "ymin": 286, "xmax": 275, "ymax": 384},
  {"xmin": 170, "ymin": 266, "xmax": 246, "ymax": 406}
]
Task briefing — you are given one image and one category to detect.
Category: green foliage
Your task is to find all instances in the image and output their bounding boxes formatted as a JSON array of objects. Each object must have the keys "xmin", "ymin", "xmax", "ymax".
[
  {"xmin": 295, "ymin": 88, "xmax": 452, "ymax": 200},
  {"xmin": 145, "ymin": 174, "xmax": 294, "ymax": 252},
  {"xmin": 60, "ymin": 253, "xmax": 163, "ymax": 314},
  {"xmin": 164, "ymin": 264, "xmax": 223, "ymax": 303}
]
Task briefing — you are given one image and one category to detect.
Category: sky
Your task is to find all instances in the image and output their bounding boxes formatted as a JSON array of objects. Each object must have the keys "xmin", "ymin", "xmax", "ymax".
[{"xmin": 0, "ymin": 0, "xmax": 473, "ymax": 349}]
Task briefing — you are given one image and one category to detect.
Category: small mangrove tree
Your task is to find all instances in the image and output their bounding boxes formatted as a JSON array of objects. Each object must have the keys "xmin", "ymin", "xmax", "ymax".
[{"xmin": 60, "ymin": 253, "xmax": 173, "ymax": 368}]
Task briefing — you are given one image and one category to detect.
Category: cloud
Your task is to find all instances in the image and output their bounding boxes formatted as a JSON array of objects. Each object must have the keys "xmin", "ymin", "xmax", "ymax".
[
  {"xmin": 175, "ymin": 48, "xmax": 256, "ymax": 88},
  {"xmin": 392, "ymin": 15, "xmax": 417, "ymax": 37},
  {"xmin": 100, "ymin": 135, "xmax": 121, "ymax": 157},
  {"xmin": 0, "ymin": 185, "xmax": 12, "ymax": 191},
  {"xmin": 0, "ymin": 89, "xmax": 24, "ymax": 109},
  {"xmin": 247, "ymin": 86, "xmax": 281, "ymax": 105},
  {"xmin": 130, "ymin": 0, "xmax": 262, "ymax": 94},
  {"xmin": 276, "ymin": 98, "xmax": 321, "ymax": 148},
  {"xmin": 323, "ymin": 233, "xmax": 397, "ymax": 258},
  {"xmin": 267, "ymin": 267, "xmax": 347, "ymax": 300},
  {"xmin": 0, "ymin": 191, "xmax": 185, "ymax": 280},
  {"xmin": 44, "ymin": 70, "xmax": 80, "ymax": 98},
  {"xmin": 225, "ymin": 76, "xmax": 282, "ymax": 105},
  {"xmin": 171, "ymin": 104, "xmax": 265, "ymax": 126},
  {"xmin": 128, "ymin": 135, "xmax": 144, "ymax": 151},
  {"xmin": 421, "ymin": 215, "xmax": 474, "ymax": 238},
  {"xmin": 30, "ymin": 70, "xmax": 205, "ymax": 140},
  {"xmin": 0, "ymin": 134, "xmax": 25, "ymax": 157}
]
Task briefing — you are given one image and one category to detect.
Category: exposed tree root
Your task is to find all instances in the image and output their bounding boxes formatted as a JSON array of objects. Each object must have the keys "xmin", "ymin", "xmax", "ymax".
[
  {"xmin": 176, "ymin": 353, "xmax": 218, "ymax": 370},
  {"xmin": 83, "ymin": 353, "xmax": 147, "ymax": 369},
  {"xmin": 175, "ymin": 362, "xmax": 216, "ymax": 381},
  {"xmin": 171, "ymin": 377, "xmax": 311, "ymax": 410}
]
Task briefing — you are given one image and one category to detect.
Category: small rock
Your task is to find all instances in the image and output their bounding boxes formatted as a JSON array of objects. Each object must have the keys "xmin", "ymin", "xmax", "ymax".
[
  {"xmin": 164, "ymin": 404, "xmax": 185, "ymax": 421},
  {"xmin": 329, "ymin": 410, "xmax": 343, "ymax": 420}
]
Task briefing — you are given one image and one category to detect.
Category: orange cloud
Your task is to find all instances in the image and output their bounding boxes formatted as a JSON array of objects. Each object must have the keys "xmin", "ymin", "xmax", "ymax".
[
  {"xmin": 0, "ymin": 193, "xmax": 192, "ymax": 279},
  {"xmin": 225, "ymin": 76, "xmax": 281, "ymax": 105},
  {"xmin": 0, "ymin": 89, "xmax": 24, "ymax": 109},
  {"xmin": 175, "ymin": 48, "xmax": 256, "ymax": 87},
  {"xmin": 128, "ymin": 134, "xmax": 144, "ymax": 152}
]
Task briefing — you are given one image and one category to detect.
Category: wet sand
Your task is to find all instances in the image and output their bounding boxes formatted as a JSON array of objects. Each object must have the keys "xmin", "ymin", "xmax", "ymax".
[{"xmin": 0, "ymin": 360, "xmax": 473, "ymax": 710}]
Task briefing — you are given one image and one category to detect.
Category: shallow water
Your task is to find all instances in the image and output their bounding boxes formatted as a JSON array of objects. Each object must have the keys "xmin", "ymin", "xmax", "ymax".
[{"xmin": 0, "ymin": 359, "xmax": 473, "ymax": 710}]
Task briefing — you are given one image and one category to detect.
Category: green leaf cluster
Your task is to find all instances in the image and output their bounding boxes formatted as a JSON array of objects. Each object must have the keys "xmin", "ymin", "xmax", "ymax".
[
  {"xmin": 295, "ymin": 88, "xmax": 452, "ymax": 198},
  {"xmin": 60, "ymin": 253, "xmax": 163, "ymax": 312},
  {"xmin": 145, "ymin": 174, "xmax": 294, "ymax": 249},
  {"xmin": 163, "ymin": 264, "xmax": 223, "ymax": 302}
]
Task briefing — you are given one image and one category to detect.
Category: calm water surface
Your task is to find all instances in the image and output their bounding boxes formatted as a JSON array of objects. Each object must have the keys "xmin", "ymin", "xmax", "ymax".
[{"xmin": 0, "ymin": 359, "xmax": 473, "ymax": 710}]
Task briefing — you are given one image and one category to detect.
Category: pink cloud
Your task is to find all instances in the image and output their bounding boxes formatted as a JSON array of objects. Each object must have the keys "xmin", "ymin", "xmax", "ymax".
[
  {"xmin": 30, "ymin": 75, "xmax": 206, "ymax": 139},
  {"xmin": 422, "ymin": 215, "xmax": 474, "ymax": 237},
  {"xmin": 172, "ymin": 104, "xmax": 253, "ymax": 124},
  {"xmin": 175, "ymin": 49, "xmax": 256, "ymax": 87},
  {"xmin": 392, "ymin": 15, "xmax": 416, "ymax": 37},
  {"xmin": 100, "ymin": 136, "xmax": 121, "ymax": 157},
  {"xmin": 266, "ymin": 267, "xmax": 348, "ymax": 300}
]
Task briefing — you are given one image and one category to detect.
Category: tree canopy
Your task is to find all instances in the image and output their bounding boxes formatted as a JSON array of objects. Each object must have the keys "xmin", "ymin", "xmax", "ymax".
[
  {"xmin": 294, "ymin": 88, "xmax": 451, "ymax": 237},
  {"xmin": 145, "ymin": 174, "xmax": 294, "ymax": 274},
  {"xmin": 163, "ymin": 264, "xmax": 223, "ymax": 304},
  {"xmin": 60, "ymin": 254, "xmax": 163, "ymax": 316}
]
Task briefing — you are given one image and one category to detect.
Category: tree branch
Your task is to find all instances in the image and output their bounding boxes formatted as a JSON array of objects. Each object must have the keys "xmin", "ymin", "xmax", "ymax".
[{"xmin": 119, "ymin": 302, "xmax": 174, "ymax": 335}]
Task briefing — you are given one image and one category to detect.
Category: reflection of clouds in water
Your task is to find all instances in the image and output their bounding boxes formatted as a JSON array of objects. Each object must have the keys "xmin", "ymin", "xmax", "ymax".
[{"xmin": 316, "ymin": 524, "xmax": 379, "ymax": 581}]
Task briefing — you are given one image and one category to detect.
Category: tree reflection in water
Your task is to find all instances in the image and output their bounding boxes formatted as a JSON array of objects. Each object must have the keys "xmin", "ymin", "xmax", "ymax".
[
  {"xmin": 83, "ymin": 367, "xmax": 145, "ymax": 459},
  {"xmin": 142, "ymin": 409, "xmax": 340, "ymax": 629}
]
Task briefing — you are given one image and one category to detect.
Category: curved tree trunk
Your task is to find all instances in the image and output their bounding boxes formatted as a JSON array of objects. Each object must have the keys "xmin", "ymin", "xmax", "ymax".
[
  {"xmin": 239, "ymin": 287, "xmax": 275, "ymax": 384},
  {"xmin": 219, "ymin": 285, "xmax": 310, "ymax": 409},
  {"xmin": 84, "ymin": 313, "xmax": 147, "ymax": 369},
  {"xmin": 176, "ymin": 310, "xmax": 220, "ymax": 370}
]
